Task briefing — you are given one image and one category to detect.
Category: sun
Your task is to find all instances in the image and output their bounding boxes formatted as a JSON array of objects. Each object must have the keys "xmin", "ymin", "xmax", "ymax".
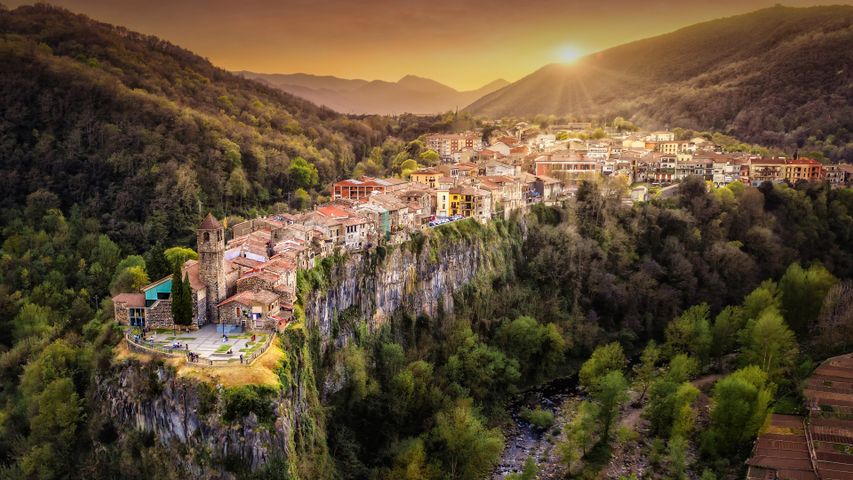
[{"xmin": 557, "ymin": 45, "xmax": 584, "ymax": 64}]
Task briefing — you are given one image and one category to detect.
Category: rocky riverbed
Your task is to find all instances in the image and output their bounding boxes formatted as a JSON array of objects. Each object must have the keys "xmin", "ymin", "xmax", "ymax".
[{"xmin": 493, "ymin": 376, "xmax": 580, "ymax": 479}]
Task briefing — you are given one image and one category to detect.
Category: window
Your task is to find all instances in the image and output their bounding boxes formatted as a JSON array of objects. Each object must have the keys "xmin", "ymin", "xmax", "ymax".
[{"xmin": 204, "ymin": 232, "xmax": 210, "ymax": 242}]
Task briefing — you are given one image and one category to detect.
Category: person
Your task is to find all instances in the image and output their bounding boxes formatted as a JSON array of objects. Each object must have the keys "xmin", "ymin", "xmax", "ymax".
[
  {"xmin": 240, "ymin": 354, "xmax": 244, "ymax": 364},
  {"xmin": 251, "ymin": 334, "xmax": 256, "ymax": 342}
]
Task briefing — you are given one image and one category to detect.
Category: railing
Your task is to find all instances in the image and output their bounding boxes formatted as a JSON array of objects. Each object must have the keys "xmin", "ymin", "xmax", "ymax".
[{"xmin": 124, "ymin": 329, "xmax": 276, "ymax": 368}]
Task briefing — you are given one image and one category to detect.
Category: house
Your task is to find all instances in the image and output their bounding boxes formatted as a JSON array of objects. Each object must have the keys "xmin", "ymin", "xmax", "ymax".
[
  {"xmin": 747, "ymin": 157, "xmax": 787, "ymax": 185},
  {"xmin": 409, "ymin": 168, "xmax": 443, "ymax": 189},
  {"xmin": 782, "ymin": 157, "xmax": 823, "ymax": 183},
  {"xmin": 331, "ymin": 176, "xmax": 409, "ymax": 201},
  {"xmin": 534, "ymin": 154, "xmax": 600, "ymax": 184},
  {"xmin": 648, "ymin": 130, "xmax": 675, "ymax": 142},
  {"xmin": 484, "ymin": 160, "xmax": 519, "ymax": 177},
  {"xmin": 217, "ymin": 290, "xmax": 282, "ymax": 331},
  {"xmin": 424, "ymin": 132, "xmax": 483, "ymax": 160},
  {"xmin": 446, "ymin": 185, "xmax": 492, "ymax": 221}
]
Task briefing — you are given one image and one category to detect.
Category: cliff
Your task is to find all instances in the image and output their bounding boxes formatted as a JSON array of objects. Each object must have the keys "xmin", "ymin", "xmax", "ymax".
[
  {"xmin": 301, "ymin": 218, "xmax": 523, "ymax": 350},
  {"xmin": 95, "ymin": 218, "xmax": 524, "ymax": 478}
]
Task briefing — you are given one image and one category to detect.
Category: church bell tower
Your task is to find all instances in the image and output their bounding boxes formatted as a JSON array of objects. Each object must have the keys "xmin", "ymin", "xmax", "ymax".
[{"xmin": 198, "ymin": 212, "xmax": 226, "ymax": 325}]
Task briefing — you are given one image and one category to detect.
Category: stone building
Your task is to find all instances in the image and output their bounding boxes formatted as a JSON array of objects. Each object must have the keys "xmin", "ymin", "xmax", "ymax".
[{"xmin": 198, "ymin": 213, "xmax": 227, "ymax": 324}]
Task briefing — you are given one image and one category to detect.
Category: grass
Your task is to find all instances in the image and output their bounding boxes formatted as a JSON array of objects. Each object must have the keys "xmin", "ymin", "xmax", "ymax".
[
  {"xmin": 215, "ymin": 344, "xmax": 233, "ymax": 354},
  {"xmin": 176, "ymin": 338, "xmax": 285, "ymax": 388}
]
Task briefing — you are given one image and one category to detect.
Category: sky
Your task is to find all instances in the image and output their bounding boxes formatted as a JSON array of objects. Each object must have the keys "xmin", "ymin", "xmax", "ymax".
[{"xmin": 5, "ymin": 0, "xmax": 841, "ymax": 90}]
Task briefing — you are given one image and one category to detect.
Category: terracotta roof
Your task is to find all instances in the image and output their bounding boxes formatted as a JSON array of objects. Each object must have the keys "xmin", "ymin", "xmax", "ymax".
[
  {"xmin": 112, "ymin": 293, "xmax": 145, "ymax": 308},
  {"xmin": 199, "ymin": 212, "xmax": 221, "ymax": 230}
]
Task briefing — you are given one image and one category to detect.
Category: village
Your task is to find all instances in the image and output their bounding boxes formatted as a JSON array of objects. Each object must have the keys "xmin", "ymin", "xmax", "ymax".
[{"xmin": 111, "ymin": 124, "xmax": 853, "ymax": 365}]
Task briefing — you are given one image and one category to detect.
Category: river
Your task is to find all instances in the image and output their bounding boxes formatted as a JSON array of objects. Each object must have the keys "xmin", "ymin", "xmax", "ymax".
[{"xmin": 492, "ymin": 375, "xmax": 581, "ymax": 479}]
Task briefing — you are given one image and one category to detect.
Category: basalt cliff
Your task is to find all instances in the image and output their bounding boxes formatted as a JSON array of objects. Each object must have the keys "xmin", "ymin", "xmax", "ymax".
[{"xmin": 94, "ymin": 218, "xmax": 524, "ymax": 478}]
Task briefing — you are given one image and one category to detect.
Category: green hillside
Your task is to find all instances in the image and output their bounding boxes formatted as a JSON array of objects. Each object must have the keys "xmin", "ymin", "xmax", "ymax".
[
  {"xmin": 0, "ymin": 4, "xmax": 388, "ymax": 248},
  {"xmin": 465, "ymin": 5, "xmax": 853, "ymax": 161}
]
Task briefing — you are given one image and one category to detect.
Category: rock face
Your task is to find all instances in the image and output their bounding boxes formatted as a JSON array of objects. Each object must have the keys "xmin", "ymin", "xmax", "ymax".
[
  {"xmin": 97, "ymin": 220, "xmax": 522, "ymax": 476},
  {"xmin": 95, "ymin": 362, "xmax": 297, "ymax": 479}
]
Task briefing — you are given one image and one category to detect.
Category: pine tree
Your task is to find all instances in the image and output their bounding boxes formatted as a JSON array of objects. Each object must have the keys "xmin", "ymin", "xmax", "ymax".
[{"xmin": 170, "ymin": 264, "xmax": 184, "ymax": 332}]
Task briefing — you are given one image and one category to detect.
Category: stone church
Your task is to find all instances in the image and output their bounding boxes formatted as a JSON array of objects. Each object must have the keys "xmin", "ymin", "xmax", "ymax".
[{"xmin": 113, "ymin": 213, "xmax": 295, "ymax": 331}]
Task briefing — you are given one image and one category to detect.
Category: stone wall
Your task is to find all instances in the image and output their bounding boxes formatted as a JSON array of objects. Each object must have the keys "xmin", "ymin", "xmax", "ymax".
[{"xmin": 146, "ymin": 299, "xmax": 174, "ymax": 329}]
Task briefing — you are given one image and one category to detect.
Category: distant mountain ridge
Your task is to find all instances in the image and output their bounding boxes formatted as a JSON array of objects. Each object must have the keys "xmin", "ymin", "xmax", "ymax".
[
  {"xmin": 237, "ymin": 71, "xmax": 509, "ymax": 115},
  {"xmin": 465, "ymin": 5, "xmax": 853, "ymax": 161}
]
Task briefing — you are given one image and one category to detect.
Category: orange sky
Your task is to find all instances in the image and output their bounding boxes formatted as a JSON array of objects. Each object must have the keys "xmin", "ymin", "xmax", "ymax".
[{"xmin": 7, "ymin": 0, "xmax": 843, "ymax": 90}]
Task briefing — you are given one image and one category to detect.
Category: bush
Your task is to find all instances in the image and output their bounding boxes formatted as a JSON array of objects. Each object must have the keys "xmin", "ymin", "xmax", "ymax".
[
  {"xmin": 223, "ymin": 385, "xmax": 276, "ymax": 425},
  {"xmin": 521, "ymin": 406, "xmax": 555, "ymax": 430}
]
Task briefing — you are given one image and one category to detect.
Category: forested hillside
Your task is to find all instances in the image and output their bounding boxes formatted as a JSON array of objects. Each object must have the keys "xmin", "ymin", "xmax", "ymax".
[
  {"xmin": 466, "ymin": 5, "xmax": 853, "ymax": 161},
  {"xmin": 324, "ymin": 179, "xmax": 853, "ymax": 479},
  {"xmin": 0, "ymin": 4, "xmax": 462, "ymax": 251}
]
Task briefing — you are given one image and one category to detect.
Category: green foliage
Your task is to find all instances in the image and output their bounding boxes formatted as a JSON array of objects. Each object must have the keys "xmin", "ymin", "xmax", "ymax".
[
  {"xmin": 431, "ymin": 399, "xmax": 504, "ymax": 480},
  {"xmin": 288, "ymin": 156, "xmax": 319, "ymax": 190},
  {"xmin": 664, "ymin": 303, "xmax": 712, "ymax": 365},
  {"xmin": 520, "ymin": 406, "xmax": 555, "ymax": 430},
  {"xmin": 506, "ymin": 456, "xmax": 539, "ymax": 480},
  {"xmin": 633, "ymin": 340, "xmax": 661, "ymax": 402},
  {"xmin": 163, "ymin": 247, "xmax": 198, "ymax": 269},
  {"xmin": 170, "ymin": 266, "xmax": 193, "ymax": 327},
  {"xmin": 778, "ymin": 262, "xmax": 837, "ymax": 335},
  {"xmin": 558, "ymin": 400, "xmax": 600, "ymax": 474},
  {"xmin": 703, "ymin": 366, "xmax": 774, "ymax": 459},
  {"xmin": 495, "ymin": 315, "xmax": 565, "ymax": 382},
  {"xmin": 222, "ymin": 386, "xmax": 276, "ymax": 425},
  {"xmin": 579, "ymin": 342, "xmax": 626, "ymax": 392},
  {"xmin": 646, "ymin": 379, "xmax": 699, "ymax": 439},
  {"xmin": 591, "ymin": 370, "xmax": 629, "ymax": 441},
  {"xmin": 738, "ymin": 307, "xmax": 799, "ymax": 384}
]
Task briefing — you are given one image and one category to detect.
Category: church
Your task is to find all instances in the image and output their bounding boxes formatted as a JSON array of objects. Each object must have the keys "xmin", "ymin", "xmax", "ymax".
[{"xmin": 112, "ymin": 213, "xmax": 295, "ymax": 331}]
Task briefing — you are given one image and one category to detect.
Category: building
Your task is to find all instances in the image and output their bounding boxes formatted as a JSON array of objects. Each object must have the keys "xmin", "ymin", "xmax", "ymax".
[
  {"xmin": 424, "ymin": 132, "xmax": 482, "ymax": 161},
  {"xmin": 746, "ymin": 353, "xmax": 853, "ymax": 480},
  {"xmin": 782, "ymin": 157, "xmax": 823, "ymax": 183},
  {"xmin": 747, "ymin": 157, "xmax": 786, "ymax": 185},
  {"xmin": 331, "ymin": 176, "xmax": 409, "ymax": 201},
  {"xmin": 534, "ymin": 154, "xmax": 601, "ymax": 184},
  {"xmin": 409, "ymin": 168, "xmax": 443, "ymax": 189}
]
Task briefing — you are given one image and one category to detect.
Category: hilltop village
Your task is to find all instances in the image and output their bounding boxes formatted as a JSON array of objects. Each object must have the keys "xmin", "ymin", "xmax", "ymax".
[{"xmin": 112, "ymin": 124, "xmax": 853, "ymax": 336}]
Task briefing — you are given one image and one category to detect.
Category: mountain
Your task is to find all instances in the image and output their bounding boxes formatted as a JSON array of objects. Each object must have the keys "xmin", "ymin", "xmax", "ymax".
[
  {"xmin": 238, "ymin": 71, "xmax": 509, "ymax": 115},
  {"xmin": 0, "ymin": 4, "xmax": 391, "ymax": 249},
  {"xmin": 465, "ymin": 5, "xmax": 853, "ymax": 160}
]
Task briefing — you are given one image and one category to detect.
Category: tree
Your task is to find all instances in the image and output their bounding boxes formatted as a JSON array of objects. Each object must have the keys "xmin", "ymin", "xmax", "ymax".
[
  {"xmin": 290, "ymin": 188, "xmax": 311, "ymax": 210},
  {"xmin": 109, "ymin": 265, "xmax": 149, "ymax": 295},
  {"xmin": 506, "ymin": 456, "xmax": 538, "ymax": 480},
  {"xmin": 495, "ymin": 315, "xmax": 565, "ymax": 382},
  {"xmin": 633, "ymin": 340, "xmax": 661, "ymax": 403},
  {"xmin": 591, "ymin": 370, "xmax": 629, "ymax": 441},
  {"xmin": 739, "ymin": 307, "xmax": 798, "ymax": 383},
  {"xmin": 667, "ymin": 435, "xmax": 689, "ymax": 480},
  {"xmin": 446, "ymin": 326, "xmax": 520, "ymax": 404},
  {"xmin": 664, "ymin": 303, "xmax": 712, "ymax": 365},
  {"xmin": 778, "ymin": 262, "xmax": 837, "ymax": 335},
  {"xmin": 288, "ymin": 156, "xmax": 319, "ymax": 189},
  {"xmin": 812, "ymin": 281, "xmax": 853, "ymax": 354},
  {"xmin": 20, "ymin": 377, "xmax": 83, "ymax": 479},
  {"xmin": 12, "ymin": 303, "xmax": 55, "ymax": 342},
  {"xmin": 163, "ymin": 247, "xmax": 198, "ymax": 268},
  {"xmin": 558, "ymin": 400, "xmax": 600, "ymax": 474},
  {"xmin": 710, "ymin": 306, "xmax": 744, "ymax": 368},
  {"xmin": 418, "ymin": 149, "xmax": 440, "ymax": 166},
  {"xmin": 170, "ymin": 266, "xmax": 192, "ymax": 330},
  {"xmin": 432, "ymin": 399, "xmax": 504, "ymax": 479},
  {"xmin": 646, "ymin": 379, "xmax": 698, "ymax": 438},
  {"xmin": 703, "ymin": 366, "xmax": 774, "ymax": 458},
  {"xmin": 579, "ymin": 342, "xmax": 626, "ymax": 391},
  {"xmin": 384, "ymin": 437, "xmax": 432, "ymax": 480}
]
